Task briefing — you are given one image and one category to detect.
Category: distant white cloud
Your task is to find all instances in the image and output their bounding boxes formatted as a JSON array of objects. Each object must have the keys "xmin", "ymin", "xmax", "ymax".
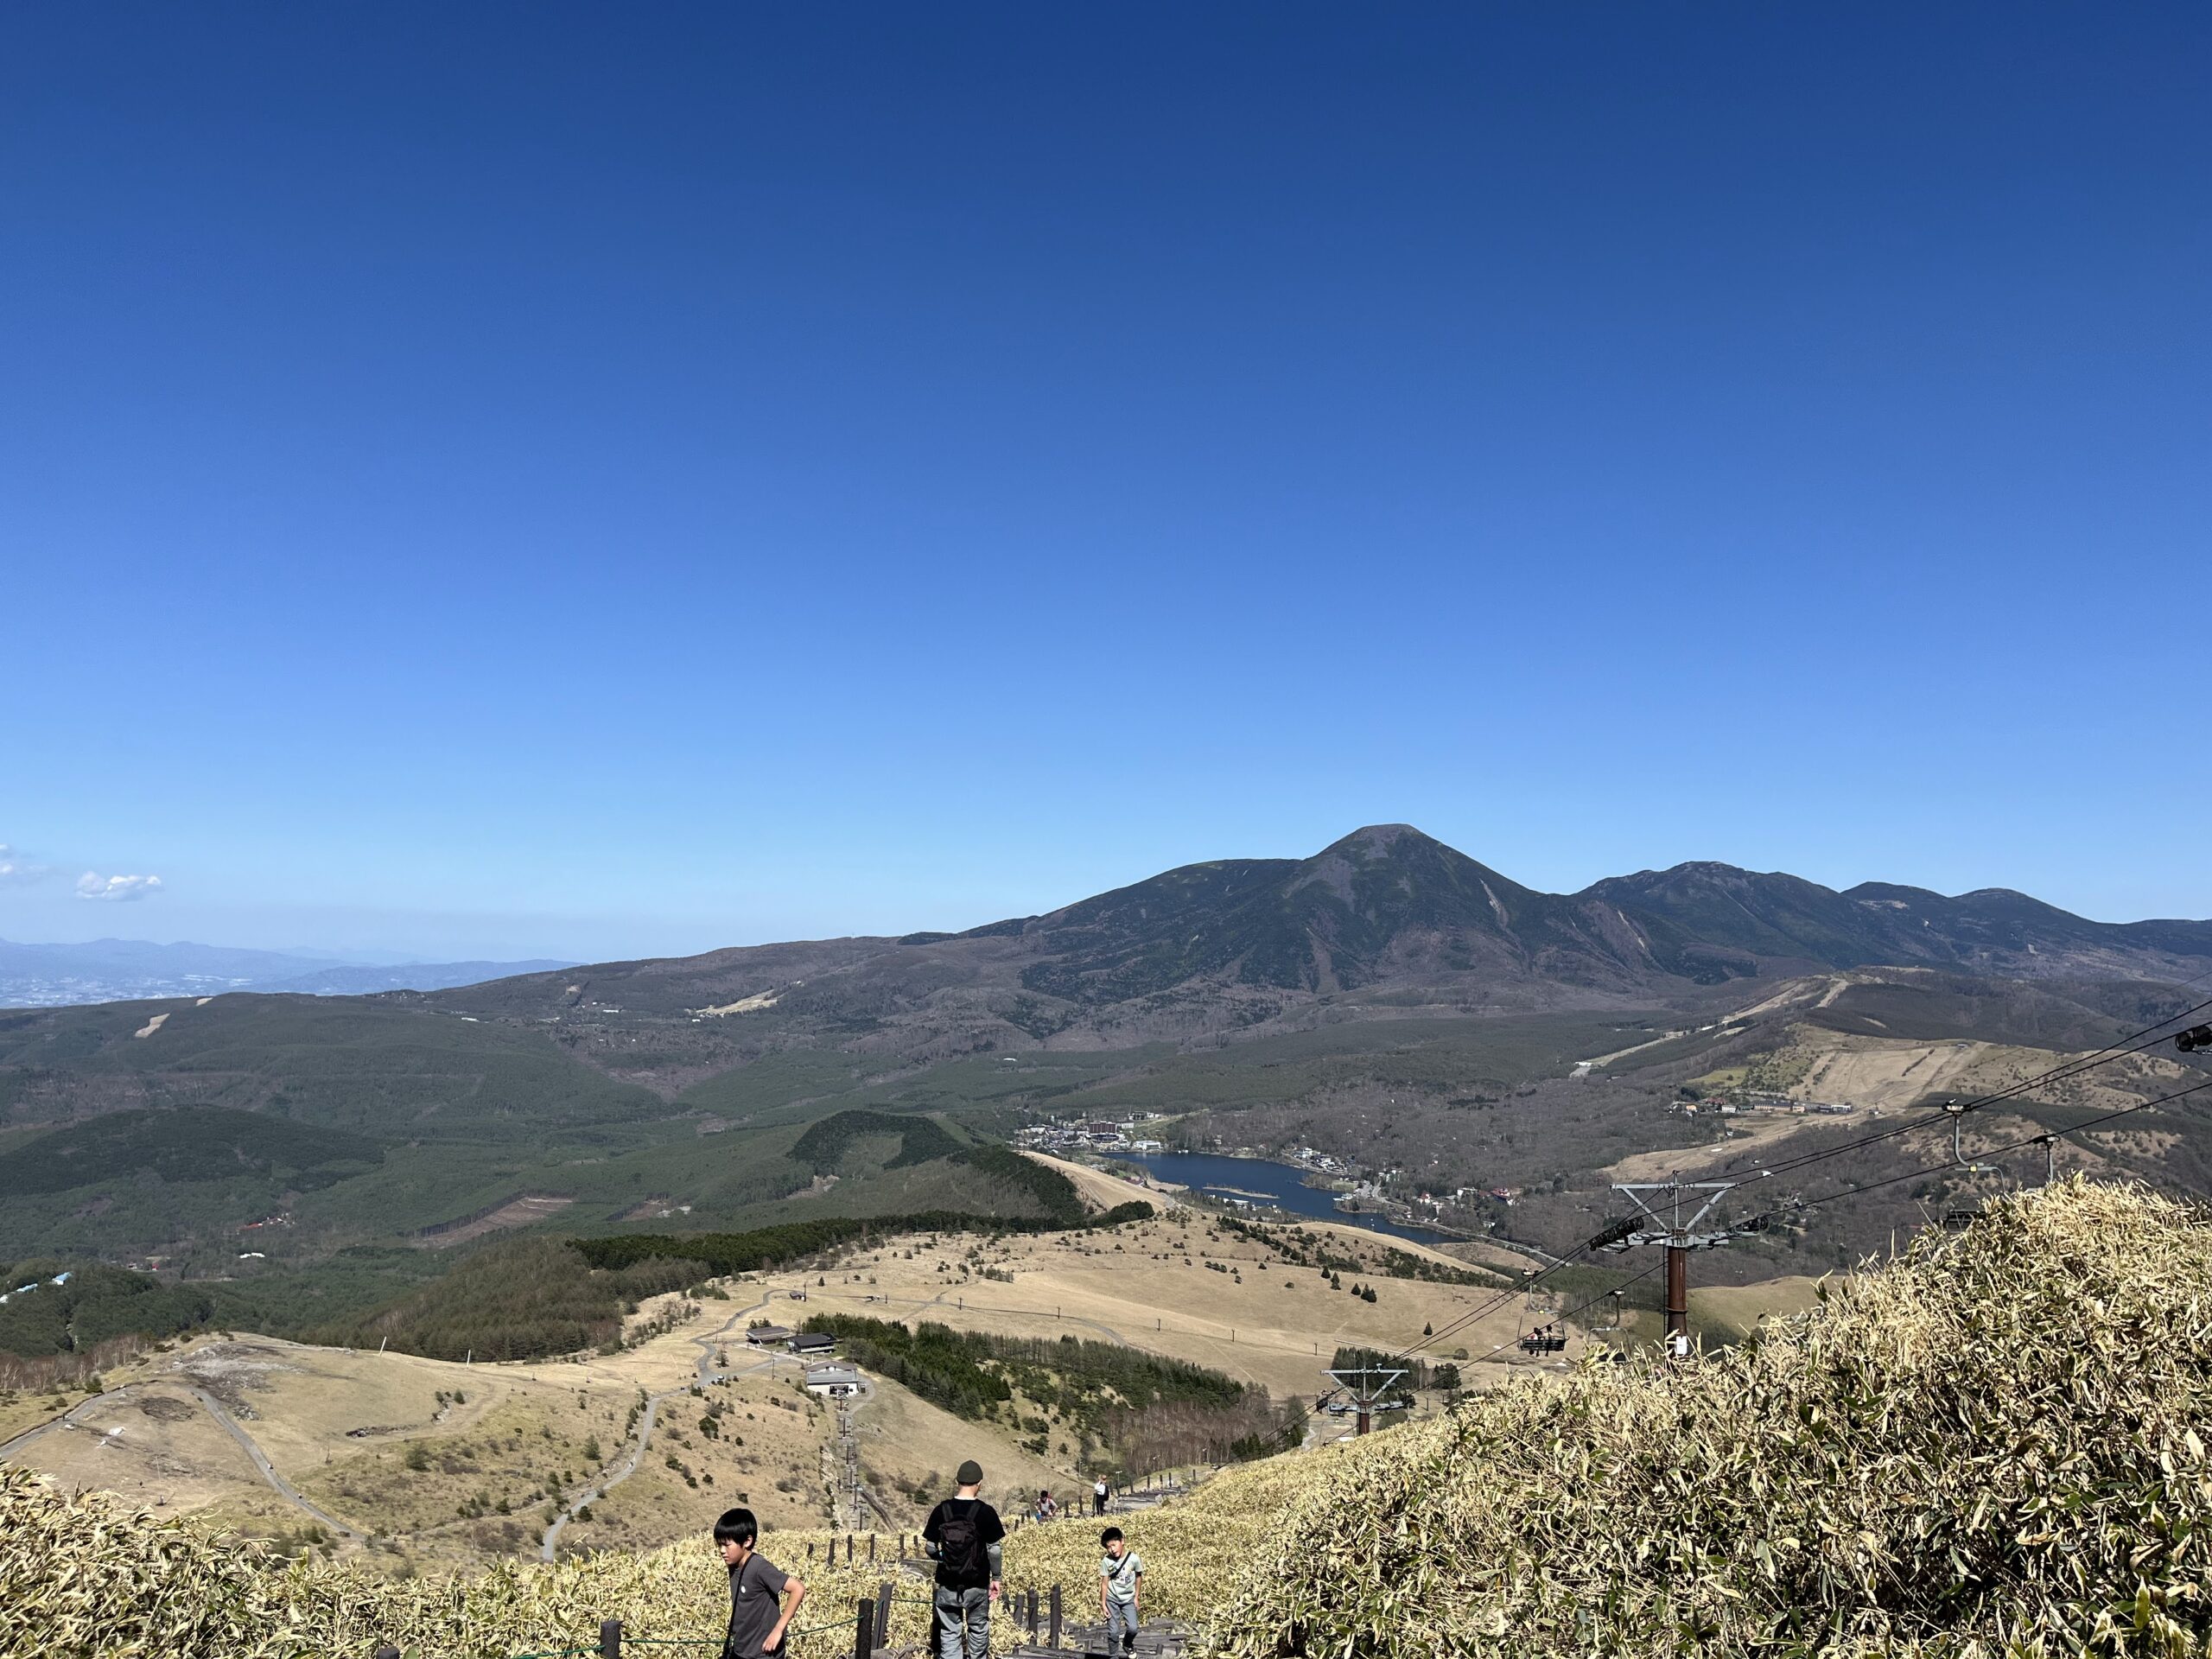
[
  {"xmin": 76, "ymin": 871, "xmax": 163, "ymax": 902},
  {"xmin": 1, "ymin": 845, "xmax": 60, "ymax": 886}
]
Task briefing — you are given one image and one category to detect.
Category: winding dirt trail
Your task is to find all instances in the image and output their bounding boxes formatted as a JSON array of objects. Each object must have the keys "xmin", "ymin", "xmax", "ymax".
[
  {"xmin": 0, "ymin": 1376, "xmax": 359, "ymax": 1540},
  {"xmin": 184, "ymin": 1384, "xmax": 362, "ymax": 1539},
  {"xmin": 537, "ymin": 1285, "xmax": 810, "ymax": 1560}
]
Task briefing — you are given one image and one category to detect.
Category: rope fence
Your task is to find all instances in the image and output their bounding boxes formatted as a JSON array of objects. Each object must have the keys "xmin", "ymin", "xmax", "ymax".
[
  {"xmin": 375, "ymin": 1473, "xmax": 1206, "ymax": 1659},
  {"xmin": 432, "ymin": 1577, "xmax": 1106, "ymax": 1659}
]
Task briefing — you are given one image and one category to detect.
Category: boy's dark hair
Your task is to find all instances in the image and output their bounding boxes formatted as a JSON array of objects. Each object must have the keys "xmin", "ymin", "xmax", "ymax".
[
  {"xmin": 1100, "ymin": 1526, "xmax": 1124, "ymax": 1545},
  {"xmin": 714, "ymin": 1507, "xmax": 759, "ymax": 1547}
]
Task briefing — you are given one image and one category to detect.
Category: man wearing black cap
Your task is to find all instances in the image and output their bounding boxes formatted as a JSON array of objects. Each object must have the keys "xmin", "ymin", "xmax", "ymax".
[{"xmin": 923, "ymin": 1459, "xmax": 1004, "ymax": 1659}]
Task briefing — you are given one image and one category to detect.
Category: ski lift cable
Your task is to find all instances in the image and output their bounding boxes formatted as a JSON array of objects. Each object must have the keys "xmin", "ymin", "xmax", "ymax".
[
  {"xmin": 1729, "ymin": 1072, "xmax": 2212, "ymax": 1231},
  {"xmin": 1770, "ymin": 995, "xmax": 2212, "ymax": 1176},
  {"xmin": 1397, "ymin": 1260, "xmax": 1576, "ymax": 1361},
  {"xmin": 1399, "ymin": 994, "xmax": 2212, "ymax": 1363},
  {"xmin": 1406, "ymin": 1220, "xmax": 1664, "ymax": 1359},
  {"xmin": 1431, "ymin": 1074, "xmax": 2212, "ymax": 1373},
  {"xmin": 1404, "ymin": 1215, "xmax": 1669, "ymax": 1359},
  {"xmin": 1776, "ymin": 982, "xmax": 2212, "ymax": 1172},
  {"xmin": 1468, "ymin": 1260, "xmax": 1667, "ymax": 1369},
  {"xmin": 1500, "ymin": 1071, "xmax": 2212, "ymax": 1357},
  {"xmin": 1723, "ymin": 988, "xmax": 2212, "ymax": 1191}
]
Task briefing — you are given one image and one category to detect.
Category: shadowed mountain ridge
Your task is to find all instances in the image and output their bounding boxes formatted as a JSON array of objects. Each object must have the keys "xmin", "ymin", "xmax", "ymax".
[{"xmin": 427, "ymin": 826, "xmax": 2212, "ymax": 1062}]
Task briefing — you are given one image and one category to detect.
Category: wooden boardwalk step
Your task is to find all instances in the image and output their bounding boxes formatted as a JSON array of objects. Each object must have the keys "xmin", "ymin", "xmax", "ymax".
[{"xmin": 1001, "ymin": 1619, "xmax": 1189, "ymax": 1658}]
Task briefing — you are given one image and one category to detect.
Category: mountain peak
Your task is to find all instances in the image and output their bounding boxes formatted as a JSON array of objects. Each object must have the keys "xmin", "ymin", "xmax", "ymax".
[{"xmin": 1316, "ymin": 823, "xmax": 1435, "ymax": 859}]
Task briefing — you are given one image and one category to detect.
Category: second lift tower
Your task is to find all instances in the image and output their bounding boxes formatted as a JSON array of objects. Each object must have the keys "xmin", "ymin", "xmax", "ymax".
[{"xmin": 1599, "ymin": 1180, "xmax": 1744, "ymax": 1356}]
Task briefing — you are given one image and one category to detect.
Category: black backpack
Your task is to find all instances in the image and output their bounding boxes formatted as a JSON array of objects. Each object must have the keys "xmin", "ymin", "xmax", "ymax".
[{"xmin": 937, "ymin": 1501, "xmax": 989, "ymax": 1581}]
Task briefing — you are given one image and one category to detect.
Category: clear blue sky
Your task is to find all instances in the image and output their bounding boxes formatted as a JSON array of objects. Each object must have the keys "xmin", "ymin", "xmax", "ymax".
[{"xmin": 3, "ymin": 5, "xmax": 2206, "ymax": 962}]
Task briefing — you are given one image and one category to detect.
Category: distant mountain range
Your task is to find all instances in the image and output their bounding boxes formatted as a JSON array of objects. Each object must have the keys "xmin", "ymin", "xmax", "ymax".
[
  {"xmin": 0, "ymin": 938, "xmax": 572, "ymax": 1007},
  {"xmin": 9, "ymin": 823, "xmax": 2208, "ymax": 1122},
  {"xmin": 435, "ymin": 824, "xmax": 2212, "ymax": 1068},
  {"xmin": 3, "ymin": 824, "xmax": 2206, "ymax": 1277}
]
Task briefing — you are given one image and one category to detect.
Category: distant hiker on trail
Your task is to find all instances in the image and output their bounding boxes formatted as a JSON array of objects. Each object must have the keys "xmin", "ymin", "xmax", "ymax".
[
  {"xmin": 1092, "ymin": 1478, "xmax": 1109, "ymax": 1516},
  {"xmin": 924, "ymin": 1459, "xmax": 1005, "ymax": 1659},
  {"xmin": 715, "ymin": 1507, "xmax": 804, "ymax": 1659},
  {"xmin": 1035, "ymin": 1488, "xmax": 1058, "ymax": 1522},
  {"xmin": 1099, "ymin": 1526, "xmax": 1144, "ymax": 1653}
]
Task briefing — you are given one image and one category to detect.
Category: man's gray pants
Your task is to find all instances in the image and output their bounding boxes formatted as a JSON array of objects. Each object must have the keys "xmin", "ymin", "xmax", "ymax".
[{"xmin": 933, "ymin": 1586, "xmax": 991, "ymax": 1659}]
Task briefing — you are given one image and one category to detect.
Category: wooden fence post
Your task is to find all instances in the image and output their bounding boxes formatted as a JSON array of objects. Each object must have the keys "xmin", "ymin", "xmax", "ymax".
[
  {"xmin": 1048, "ymin": 1584, "xmax": 1062, "ymax": 1648},
  {"xmin": 1027, "ymin": 1588, "xmax": 1040, "ymax": 1639},
  {"xmin": 868, "ymin": 1532, "xmax": 877, "ymax": 1564},
  {"xmin": 874, "ymin": 1581, "xmax": 893, "ymax": 1646},
  {"xmin": 600, "ymin": 1617, "xmax": 622, "ymax": 1659},
  {"xmin": 853, "ymin": 1594, "xmax": 874, "ymax": 1659}
]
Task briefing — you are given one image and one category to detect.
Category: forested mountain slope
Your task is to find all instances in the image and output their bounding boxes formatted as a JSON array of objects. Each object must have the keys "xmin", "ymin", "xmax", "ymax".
[{"xmin": 0, "ymin": 826, "xmax": 2204, "ymax": 1289}]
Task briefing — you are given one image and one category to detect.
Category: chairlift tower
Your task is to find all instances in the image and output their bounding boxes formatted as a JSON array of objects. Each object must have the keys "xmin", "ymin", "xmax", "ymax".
[
  {"xmin": 1324, "ymin": 1364, "xmax": 1406, "ymax": 1436},
  {"xmin": 1600, "ymin": 1181, "xmax": 1745, "ymax": 1355}
]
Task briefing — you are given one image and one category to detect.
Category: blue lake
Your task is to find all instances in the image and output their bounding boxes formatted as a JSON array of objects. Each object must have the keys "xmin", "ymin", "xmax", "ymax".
[{"xmin": 1121, "ymin": 1150, "xmax": 1462, "ymax": 1248}]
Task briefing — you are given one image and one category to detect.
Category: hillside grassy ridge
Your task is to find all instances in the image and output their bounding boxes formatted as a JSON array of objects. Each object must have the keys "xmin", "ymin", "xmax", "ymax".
[
  {"xmin": 573, "ymin": 1198, "xmax": 1157, "ymax": 1279},
  {"xmin": 321, "ymin": 1166, "xmax": 1157, "ymax": 1363},
  {"xmin": 1201, "ymin": 1179, "xmax": 2212, "ymax": 1658},
  {"xmin": 999, "ymin": 1446, "xmax": 1387, "ymax": 1622},
  {"xmin": 799, "ymin": 1313, "xmax": 1295, "ymax": 1471},
  {"xmin": 311, "ymin": 1236, "xmax": 712, "ymax": 1362}
]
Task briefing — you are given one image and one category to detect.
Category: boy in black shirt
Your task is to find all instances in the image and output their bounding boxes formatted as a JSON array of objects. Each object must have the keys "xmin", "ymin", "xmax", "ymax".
[
  {"xmin": 715, "ymin": 1507, "xmax": 805, "ymax": 1659},
  {"xmin": 922, "ymin": 1459, "xmax": 1005, "ymax": 1659}
]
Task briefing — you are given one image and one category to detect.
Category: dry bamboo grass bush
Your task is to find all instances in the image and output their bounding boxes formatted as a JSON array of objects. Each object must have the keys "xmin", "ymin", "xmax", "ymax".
[
  {"xmin": 1200, "ymin": 1179, "xmax": 2212, "ymax": 1658},
  {"xmin": 0, "ymin": 1439, "xmax": 1330, "ymax": 1657},
  {"xmin": 0, "ymin": 1484, "xmax": 933, "ymax": 1659},
  {"xmin": 998, "ymin": 1449, "xmax": 1399, "ymax": 1624}
]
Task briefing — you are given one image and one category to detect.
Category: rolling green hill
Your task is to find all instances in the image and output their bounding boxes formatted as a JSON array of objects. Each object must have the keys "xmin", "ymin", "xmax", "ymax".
[
  {"xmin": 788, "ymin": 1108, "xmax": 966, "ymax": 1172},
  {"xmin": 0, "ymin": 1107, "xmax": 380, "ymax": 1197},
  {"xmin": 0, "ymin": 994, "xmax": 664, "ymax": 1134},
  {"xmin": 0, "ymin": 1259, "xmax": 213, "ymax": 1357}
]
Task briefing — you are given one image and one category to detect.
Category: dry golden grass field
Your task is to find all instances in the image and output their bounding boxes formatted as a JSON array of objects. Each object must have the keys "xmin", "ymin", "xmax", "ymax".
[
  {"xmin": 0, "ymin": 1201, "xmax": 1618, "ymax": 1579},
  {"xmin": 1, "ymin": 1315, "xmax": 849, "ymax": 1575},
  {"xmin": 788, "ymin": 1209, "xmax": 1556, "ymax": 1396}
]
